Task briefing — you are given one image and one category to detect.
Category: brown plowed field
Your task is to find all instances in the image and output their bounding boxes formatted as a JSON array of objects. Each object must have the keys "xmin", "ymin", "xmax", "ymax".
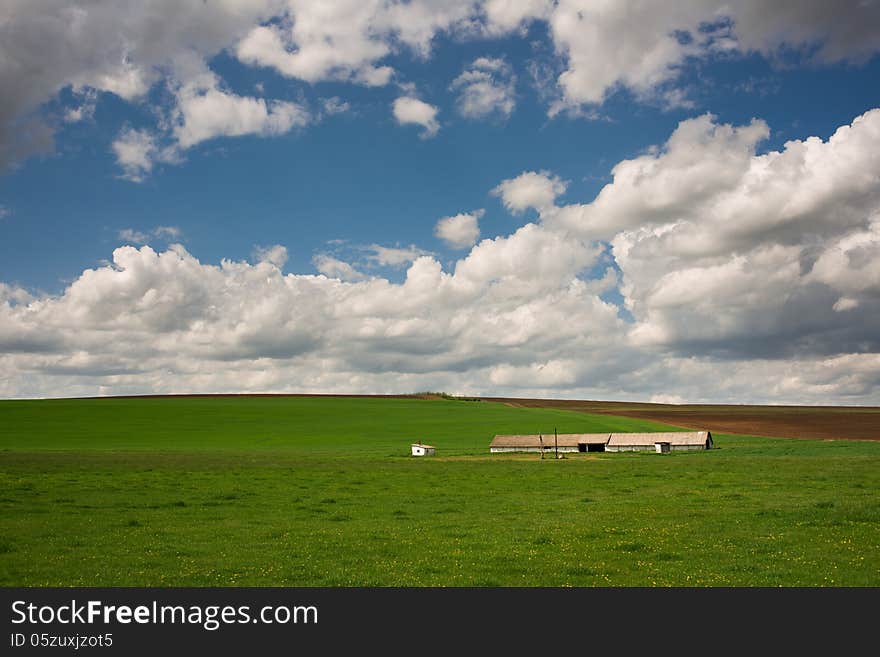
[{"xmin": 483, "ymin": 397, "xmax": 880, "ymax": 441}]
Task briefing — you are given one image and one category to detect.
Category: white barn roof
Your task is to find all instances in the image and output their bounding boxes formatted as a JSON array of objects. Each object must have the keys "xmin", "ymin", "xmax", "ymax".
[{"xmin": 607, "ymin": 431, "xmax": 711, "ymax": 446}]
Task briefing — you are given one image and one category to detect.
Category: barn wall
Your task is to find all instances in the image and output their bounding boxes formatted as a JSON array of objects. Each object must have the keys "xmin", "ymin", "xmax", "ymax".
[
  {"xmin": 497, "ymin": 440, "xmax": 709, "ymax": 453},
  {"xmin": 607, "ymin": 443, "xmax": 708, "ymax": 452},
  {"xmin": 490, "ymin": 446, "xmax": 581, "ymax": 453},
  {"xmin": 491, "ymin": 446, "xmax": 542, "ymax": 453}
]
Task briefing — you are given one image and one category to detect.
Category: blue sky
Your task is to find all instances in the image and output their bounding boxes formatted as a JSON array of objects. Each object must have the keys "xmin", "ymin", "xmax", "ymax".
[{"xmin": 2, "ymin": 1, "xmax": 880, "ymax": 402}]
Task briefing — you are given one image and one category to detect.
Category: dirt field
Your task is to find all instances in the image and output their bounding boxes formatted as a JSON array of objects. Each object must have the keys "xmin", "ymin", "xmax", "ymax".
[{"xmin": 484, "ymin": 397, "xmax": 880, "ymax": 441}]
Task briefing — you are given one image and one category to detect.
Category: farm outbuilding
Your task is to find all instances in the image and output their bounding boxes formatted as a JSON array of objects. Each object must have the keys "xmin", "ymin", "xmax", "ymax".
[
  {"xmin": 490, "ymin": 431, "xmax": 713, "ymax": 454},
  {"xmin": 411, "ymin": 443, "xmax": 435, "ymax": 457},
  {"xmin": 490, "ymin": 434, "xmax": 611, "ymax": 453},
  {"xmin": 605, "ymin": 431, "xmax": 713, "ymax": 452}
]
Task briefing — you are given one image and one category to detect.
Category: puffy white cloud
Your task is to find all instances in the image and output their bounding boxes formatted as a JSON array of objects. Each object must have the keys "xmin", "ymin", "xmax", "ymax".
[
  {"xmin": 548, "ymin": 0, "xmax": 702, "ymax": 108},
  {"xmin": 808, "ymin": 219, "xmax": 880, "ymax": 301},
  {"xmin": 0, "ymin": 282, "xmax": 33, "ymax": 306},
  {"xmin": 253, "ymin": 244, "xmax": 289, "ymax": 268},
  {"xmin": 546, "ymin": 0, "xmax": 880, "ymax": 112},
  {"xmin": 118, "ymin": 229, "xmax": 151, "ymax": 245},
  {"xmin": 154, "ymin": 226, "xmax": 182, "ymax": 240},
  {"xmin": 525, "ymin": 108, "xmax": 880, "ymax": 361},
  {"xmin": 235, "ymin": 2, "xmax": 394, "ymax": 86},
  {"xmin": 172, "ymin": 71, "xmax": 309, "ymax": 149},
  {"xmin": 492, "ymin": 170, "xmax": 567, "ymax": 214},
  {"xmin": 392, "ymin": 96, "xmax": 440, "ymax": 138},
  {"xmin": 362, "ymin": 244, "xmax": 433, "ymax": 268},
  {"xmin": 113, "ymin": 126, "xmax": 185, "ymax": 182},
  {"xmin": 1, "ymin": 225, "xmax": 879, "ymax": 403},
  {"xmin": 109, "ymin": 66, "xmax": 309, "ymax": 179},
  {"xmin": 720, "ymin": 2, "xmax": 880, "ymax": 66},
  {"xmin": 119, "ymin": 226, "xmax": 183, "ymax": 245},
  {"xmin": 321, "ymin": 97, "xmax": 351, "ymax": 116},
  {"xmin": 544, "ymin": 108, "xmax": 880, "ymax": 254},
  {"xmin": 452, "ymin": 222, "xmax": 600, "ymax": 300},
  {"xmin": 0, "ymin": 238, "xmax": 614, "ymax": 398},
  {"xmin": 231, "ymin": 0, "xmax": 549, "ymax": 91},
  {"xmin": 435, "ymin": 210, "xmax": 483, "ymax": 249},
  {"xmin": 547, "ymin": 114, "xmax": 771, "ymax": 239},
  {"xmin": 312, "ymin": 242, "xmax": 436, "ymax": 275},
  {"xmin": 783, "ymin": 354, "xmax": 880, "ymax": 399},
  {"xmin": 313, "ymin": 255, "xmax": 368, "ymax": 282},
  {"xmin": 111, "ymin": 128, "xmax": 163, "ymax": 182},
  {"xmin": 4, "ymin": 103, "xmax": 880, "ymax": 403},
  {"xmin": 3, "ymin": 0, "xmax": 880, "ymax": 170},
  {"xmin": 0, "ymin": 0, "xmax": 281, "ymax": 169},
  {"xmin": 450, "ymin": 57, "xmax": 516, "ymax": 120},
  {"xmin": 482, "ymin": 0, "xmax": 553, "ymax": 34}
]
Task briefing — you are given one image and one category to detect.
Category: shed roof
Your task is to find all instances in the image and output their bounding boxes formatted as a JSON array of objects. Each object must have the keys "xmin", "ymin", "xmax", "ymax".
[
  {"xmin": 607, "ymin": 431, "xmax": 711, "ymax": 446},
  {"xmin": 412, "ymin": 443, "xmax": 435, "ymax": 449},
  {"xmin": 490, "ymin": 433, "xmax": 611, "ymax": 448}
]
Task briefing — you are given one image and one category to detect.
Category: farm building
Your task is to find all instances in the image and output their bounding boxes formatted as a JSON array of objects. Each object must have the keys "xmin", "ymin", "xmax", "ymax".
[
  {"xmin": 490, "ymin": 434, "xmax": 612, "ymax": 453},
  {"xmin": 411, "ymin": 443, "xmax": 436, "ymax": 457},
  {"xmin": 490, "ymin": 431, "xmax": 713, "ymax": 454},
  {"xmin": 605, "ymin": 431, "xmax": 713, "ymax": 452}
]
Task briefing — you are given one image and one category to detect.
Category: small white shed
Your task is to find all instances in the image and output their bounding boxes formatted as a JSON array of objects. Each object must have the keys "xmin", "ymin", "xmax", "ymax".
[{"xmin": 411, "ymin": 443, "xmax": 436, "ymax": 457}]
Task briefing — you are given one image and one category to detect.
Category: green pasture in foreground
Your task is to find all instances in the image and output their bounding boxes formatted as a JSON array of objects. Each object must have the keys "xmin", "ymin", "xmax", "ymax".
[{"xmin": 1, "ymin": 396, "xmax": 878, "ymax": 586}]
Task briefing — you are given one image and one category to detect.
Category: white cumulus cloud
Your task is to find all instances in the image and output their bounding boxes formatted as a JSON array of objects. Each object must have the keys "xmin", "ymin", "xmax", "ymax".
[
  {"xmin": 2, "ymin": 0, "xmax": 880, "ymax": 170},
  {"xmin": 0, "ymin": 0, "xmax": 281, "ymax": 170},
  {"xmin": 111, "ymin": 128, "xmax": 168, "ymax": 183},
  {"xmin": 536, "ymin": 108, "xmax": 880, "ymax": 360},
  {"xmin": 313, "ymin": 255, "xmax": 368, "ymax": 282},
  {"xmin": 362, "ymin": 244, "xmax": 434, "ymax": 268},
  {"xmin": 392, "ymin": 96, "xmax": 440, "ymax": 138},
  {"xmin": 546, "ymin": 0, "xmax": 880, "ymax": 113},
  {"xmin": 253, "ymin": 244, "xmax": 289, "ymax": 268},
  {"xmin": 435, "ymin": 210, "xmax": 483, "ymax": 249},
  {"xmin": 172, "ymin": 70, "xmax": 309, "ymax": 149},
  {"xmin": 492, "ymin": 171, "xmax": 567, "ymax": 214},
  {"xmin": 451, "ymin": 57, "xmax": 516, "ymax": 120},
  {"xmin": 119, "ymin": 226, "xmax": 183, "ymax": 245}
]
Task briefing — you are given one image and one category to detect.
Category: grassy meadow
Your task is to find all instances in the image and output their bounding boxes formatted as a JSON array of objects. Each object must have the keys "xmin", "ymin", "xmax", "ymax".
[{"xmin": 1, "ymin": 396, "xmax": 878, "ymax": 586}]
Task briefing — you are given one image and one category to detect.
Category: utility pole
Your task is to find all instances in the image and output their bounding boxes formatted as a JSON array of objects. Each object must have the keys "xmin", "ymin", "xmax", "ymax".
[
  {"xmin": 554, "ymin": 427, "xmax": 559, "ymax": 459},
  {"xmin": 539, "ymin": 433, "xmax": 544, "ymax": 459}
]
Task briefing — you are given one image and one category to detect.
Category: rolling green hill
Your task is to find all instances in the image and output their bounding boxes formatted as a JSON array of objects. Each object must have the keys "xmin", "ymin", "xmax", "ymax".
[{"xmin": 0, "ymin": 395, "xmax": 674, "ymax": 453}]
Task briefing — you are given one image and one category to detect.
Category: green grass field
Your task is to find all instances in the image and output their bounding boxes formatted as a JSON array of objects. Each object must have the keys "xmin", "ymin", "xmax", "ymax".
[{"xmin": 1, "ymin": 396, "xmax": 878, "ymax": 586}]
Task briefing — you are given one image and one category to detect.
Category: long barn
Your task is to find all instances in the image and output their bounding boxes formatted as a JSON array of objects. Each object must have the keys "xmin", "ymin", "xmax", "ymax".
[
  {"xmin": 490, "ymin": 431, "xmax": 713, "ymax": 453},
  {"xmin": 489, "ymin": 433, "xmax": 611, "ymax": 453},
  {"xmin": 605, "ymin": 431, "xmax": 713, "ymax": 452}
]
